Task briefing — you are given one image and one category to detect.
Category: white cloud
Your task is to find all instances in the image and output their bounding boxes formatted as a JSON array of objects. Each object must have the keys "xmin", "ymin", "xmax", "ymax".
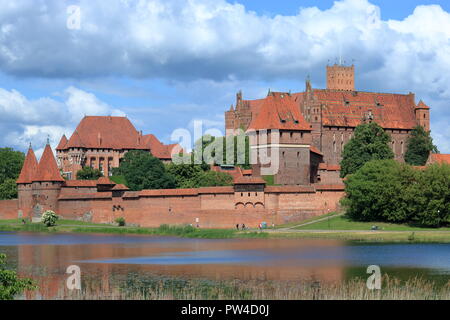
[
  {"xmin": 0, "ymin": 86, "xmax": 124, "ymax": 158},
  {"xmin": 0, "ymin": 0, "xmax": 449, "ymax": 152}
]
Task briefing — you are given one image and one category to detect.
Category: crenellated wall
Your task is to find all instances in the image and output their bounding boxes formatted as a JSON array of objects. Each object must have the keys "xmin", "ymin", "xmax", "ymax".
[{"xmin": 54, "ymin": 184, "xmax": 344, "ymax": 229}]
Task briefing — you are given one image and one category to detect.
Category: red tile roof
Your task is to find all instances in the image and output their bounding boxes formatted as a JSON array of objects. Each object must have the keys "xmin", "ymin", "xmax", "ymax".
[
  {"xmin": 315, "ymin": 184, "xmax": 345, "ymax": 191},
  {"xmin": 16, "ymin": 147, "xmax": 38, "ymax": 184},
  {"xmin": 59, "ymin": 116, "xmax": 179, "ymax": 159},
  {"xmin": 318, "ymin": 163, "xmax": 341, "ymax": 171},
  {"xmin": 428, "ymin": 154, "xmax": 450, "ymax": 165},
  {"xmin": 313, "ymin": 90, "xmax": 419, "ymax": 129},
  {"xmin": 111, "ymin": 184, "xmax": 129, "ymax": 191},
  {"xmin": 310, "ymin": 146, "xmax": 323, "ymax": 156},
  {"xmin": 234, "ymin": 176, "xmax": 266, "ymax": 184},
  {"xmin": 265, "ymin": 186, "xmax": 316, "ymax": 193},
  {"xmin": 33, "ymin": 144, "xmax": 64, "ymax": 182},
  {"xmin": 56, "ymin": 134, "xmax": 68, "ymax": 151},
  {"xmin": 64, "ymin": 180, "xmax": 98, "ymax": 187},
  {"xmin": 247, "ymin": 92, "xmax": 312, "ymax": 131},
  {"xmin": 416, "ymin": 100, "xmax": 430, "ymax": 110},
  {"xmin": 97, "ymin": 177, "xmax": 115, "ymax": 185}
]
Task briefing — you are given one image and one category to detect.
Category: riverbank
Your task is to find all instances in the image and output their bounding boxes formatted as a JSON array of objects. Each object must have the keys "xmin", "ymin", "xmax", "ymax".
[
  {"xmin": 1, "ymin": 217, "xmax": 450, "ymax": 242},
  {"xmin": 35, "ymin": 276, "xmax": 450, "ymax": 300}
]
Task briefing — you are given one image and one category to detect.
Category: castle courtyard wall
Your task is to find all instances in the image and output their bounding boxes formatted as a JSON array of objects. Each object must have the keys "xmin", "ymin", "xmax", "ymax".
[{"xmin": 0, "ymin": 199, "xmax": 19, "ymax": 219}]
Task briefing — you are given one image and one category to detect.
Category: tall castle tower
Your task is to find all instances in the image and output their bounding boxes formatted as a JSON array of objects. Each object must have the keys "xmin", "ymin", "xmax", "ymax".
[
  {"xmin": 17, "ymin": 141, "xmax": 65, "ymax": 220},
  {"xmin": 326, "ymin": 64, "xmax": 355, "ymax": 91}
]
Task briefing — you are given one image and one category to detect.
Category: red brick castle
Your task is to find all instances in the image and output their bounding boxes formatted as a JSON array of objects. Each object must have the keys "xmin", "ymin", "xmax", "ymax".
[
  {"xmin": 226, "ymin": 64, "xmax": 430, "ymax": 185},
  {"xmin": 0, "ymin": 64, "xmax": 434, "ymax": 228}
]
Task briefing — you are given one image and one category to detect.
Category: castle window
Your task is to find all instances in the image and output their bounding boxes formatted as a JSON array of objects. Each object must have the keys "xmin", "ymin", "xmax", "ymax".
[{"xmin": 290, "ymin": 132, "xmax": 293, "ymax": 138}]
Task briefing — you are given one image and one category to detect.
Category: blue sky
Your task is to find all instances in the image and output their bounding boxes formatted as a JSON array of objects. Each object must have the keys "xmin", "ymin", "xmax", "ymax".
[{"xmin": 0, "ymin": 0, "xmax": 449, "ymax": 157}]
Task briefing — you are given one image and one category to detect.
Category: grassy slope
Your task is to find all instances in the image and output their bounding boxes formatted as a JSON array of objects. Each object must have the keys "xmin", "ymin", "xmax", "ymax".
[{"xmin": 294, "ymin": 215, "xmax": 450, "ymax": 231}]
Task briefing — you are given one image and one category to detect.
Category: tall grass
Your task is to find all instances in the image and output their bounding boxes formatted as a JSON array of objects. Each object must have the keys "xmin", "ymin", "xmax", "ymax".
[{"xmin": 47, "ymin": 275, "xmax": 450, "ymax": 300}]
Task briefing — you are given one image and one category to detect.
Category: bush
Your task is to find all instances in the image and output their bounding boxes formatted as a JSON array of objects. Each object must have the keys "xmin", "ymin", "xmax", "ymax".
[
  {"xmin": 76, "ymin": 167, "xmax": 103, "ymax": 180},
  {"xmin": 343, "ymin": 160, "xmax": 450, "ymax": 227},
  {"xmin": 115, "ymin": 217, "xmax": 126, "ymax": 227},
  {"xmin": 0, "ymin": 254, "xmax": 36, "ymax": 300},
  {"xmin": 41, "ymin": 210, "xmax": 59, "ymax": 227}
]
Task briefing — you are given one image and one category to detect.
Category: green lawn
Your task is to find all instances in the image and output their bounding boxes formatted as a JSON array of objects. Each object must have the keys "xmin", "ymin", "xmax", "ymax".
[
  {"xmin": 294, "ymin": 215, "xmax": 450, "ymax": 231},
  {"xmin": 275, "ymin": 211, "xmax": 341, "ymax": 229}
]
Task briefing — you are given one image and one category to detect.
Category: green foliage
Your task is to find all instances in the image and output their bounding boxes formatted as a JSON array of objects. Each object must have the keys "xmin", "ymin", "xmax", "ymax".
[
  {"xmin": 166, "ymin": 163, "xmax": 206, "ymax": 188},
  {"xmin": 0, "ymin": 179, "xmax": 18, "ymax": 200},
  {"xmin": 76, "ymin": 167, "xmax": 103, "ymax": 180},
  {"xmin": 343, "ymin": 160, "xmax": 450, "ymax": 227},
  {"xmin": 41, "ymin": 210, "xmax": 59, "ymax": 227},
  {"xmin": 110, "ymin": 175, "xmax": 127, "ymax": 185},
  {"xmin": 113, "ymin": 150, "xmax": 176, "ymax": 191},
  {"xmin": 405, "ymin": 125, "xmax": 439, "ymax": 166},
  {"xmin": 115, "ymin": 217, "xmax": 126, "ymax": 227},
  {"xmin": 0, "ymin": 254, "xmax": 36, "ymax": 300},
  {"xmin": 191, "ymin": 134, "xmax": 251, "ymax": 169},
  {"xmin": 262, "ymin": 175, "xmax": 280, "ymax": 186},
  {"xmin": 0, "ymin": 148, "xmax": 24, "ymax": 200},
  {"xmin": 340, "ymin": 122, "xmax": 394, "ymax": 177},
  {"xmin": 184, "ymin": 170, "xmax": 233, "ymax": 188},
  {"xmin": 0, "ymin": 148, "xmax": 25, "ymax": 184}
]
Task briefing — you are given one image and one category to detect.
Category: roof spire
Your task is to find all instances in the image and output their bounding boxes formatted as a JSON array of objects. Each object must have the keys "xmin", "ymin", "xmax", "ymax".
[
  {"xmin": 47, "ymin": 135, "xmax": 50, "ymax": 145},
  {"xmin": 33, "ymin": 144, "xmax": 64, "ymax": 182},
  {"xmin": 16, "ymin": 145, "xmax": 38, "ymax": 184}
]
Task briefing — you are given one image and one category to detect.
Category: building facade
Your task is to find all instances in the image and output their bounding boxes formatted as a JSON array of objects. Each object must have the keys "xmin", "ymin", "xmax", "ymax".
[
  {"xmin": 225, "ymin": 64, "xmax": 431, "ymax": 178},
  {"xmin": 56, "ymin": 116, "xmax": 180, "ymax": 179}
]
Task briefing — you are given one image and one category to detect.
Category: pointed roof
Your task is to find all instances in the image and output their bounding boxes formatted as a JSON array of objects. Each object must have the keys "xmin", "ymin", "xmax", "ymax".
[
  {"xmin": 416, "ymin": 100, "xmax": 430, "ymax": 110},
  {"xmin": 247, "ymin": 92, "xmax": 311, "ymax": 131},
  {"xmin": 16, "ymin": 146, "xmax": 38, "ymax": 184},
  {"xmin": 56, "ymin": 134, "xmax": 68, "ymax": 150},
  {"xmin": 33, "ymin": 144, "xmax": 64, "ymax": 182}
]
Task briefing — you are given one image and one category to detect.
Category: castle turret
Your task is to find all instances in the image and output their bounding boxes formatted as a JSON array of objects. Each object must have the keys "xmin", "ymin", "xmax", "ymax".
[
  {"xmin": 16, "ymin": 144, "xmax": 38, "ymax": 219},
  {"xmin": 326, "ymin": 64, "xmax": 355, "ymax": 91},
  {"xmin": 415, "ymin": 100, "xmax": 430, "ymax": 132},
  {"xmin": 31, "ymin": 142, "xmax": 64, "ymax": 220}
]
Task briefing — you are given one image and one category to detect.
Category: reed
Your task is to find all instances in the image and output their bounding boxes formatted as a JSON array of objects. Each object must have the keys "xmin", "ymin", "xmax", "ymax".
[{"xmin": 41, "ymin": 275, "xmax": 450, "ymax": 300}]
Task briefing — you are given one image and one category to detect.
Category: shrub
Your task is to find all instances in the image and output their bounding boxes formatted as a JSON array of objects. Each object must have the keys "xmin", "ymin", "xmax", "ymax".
[
  {"xmin": 115, "ymin": 217, "xmax": 126, "ymax": 227},
  {"xmin": 41, "ymin": 210, "xmax": 59, "ymax": 227},
  {"xmin": 0, "ymin": 254, "xmax": 36, "ymax": 300}
]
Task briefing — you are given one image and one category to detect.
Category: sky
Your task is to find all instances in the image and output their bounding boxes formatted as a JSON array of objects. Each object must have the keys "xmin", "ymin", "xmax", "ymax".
[{"xmin": 0, "ymin": 0, "xmax": 449, "ymax": 157}]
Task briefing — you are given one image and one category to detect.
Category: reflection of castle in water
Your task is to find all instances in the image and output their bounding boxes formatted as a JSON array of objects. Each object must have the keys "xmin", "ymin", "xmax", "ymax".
[{"xmin": 17, "ymin": 238, "xmax": 345, "ymax": 299}]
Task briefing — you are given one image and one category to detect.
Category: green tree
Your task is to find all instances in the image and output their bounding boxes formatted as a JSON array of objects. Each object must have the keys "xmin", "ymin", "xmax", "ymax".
[
  {"xmin": 0, "ymin": 148, "xmax": 25, "ymax": 184},
  {"xmin": 405, "ymin": 125, "xmax": 439, "ymax": 166},
  {"xmin": 343, "ymin": 160, "xmax": 416, "ymax": 223},
  {"xmin": 0, "ymin": 254, "xmax": 36, "ymax": 300},
  {"xmin": 0, "ymin": 179, "xmax": 19, "ymax": 200},
  {"xmin": 166, "ymin": 163, "xmax": 205, "ymax": 188},
  {"xmin": 340, "ymin": 122, "xmax": 394, "ymax": 177},
  {"xmin": 187, "ymin": 170, "xmax": 233, "ymax": 188},
  {"xmin": 76, "ymin": 167, "xmax": 103, "ymax": 180},
  {"xmin": 410, "ymin": 164, "xmax": 450, "ymax": 227},
  {"xmin": 113, "ymin": 150, "xmax": 176, "ymax": 191}
]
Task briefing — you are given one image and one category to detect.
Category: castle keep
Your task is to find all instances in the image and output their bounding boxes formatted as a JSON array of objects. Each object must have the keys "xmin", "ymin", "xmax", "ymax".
[
  {"xmin": 226, "ymin": 64, "xmax": 430, "ymax": 185},
  {"xmin": 0, "ymin": 64, "xmax": 433, "ymax": 228}
]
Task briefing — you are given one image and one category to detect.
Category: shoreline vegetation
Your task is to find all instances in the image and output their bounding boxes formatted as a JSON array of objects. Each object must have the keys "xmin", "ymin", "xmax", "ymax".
[
  {"xmin": 1, "ymin": 214, "xmax": 450, "ymax": 242},
  {"xmin": 30, "ymin": 276, "xmax": 450, "ymax": 300}
]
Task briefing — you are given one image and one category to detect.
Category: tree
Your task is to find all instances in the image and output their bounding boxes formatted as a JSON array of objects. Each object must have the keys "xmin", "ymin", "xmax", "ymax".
[
  {"xmin": 405, "ymin": 125, "xmax": 439, "ymax": 166},
  {"xmin": 410, "ymin": 164, "xmax": 450, "ymax": 227},
  {"xmin": 76, "ymin": 167, "xmax": 103, "ymax": 180},
  {"xmin": 113, "ymin": 150, "xmax": 176, "ymax": 191},
  {"xmin": 343, "ymin": 160, "xmax": 416, "ymax": 223},
  {"xmin": 0, "ymin": 179, "xmax": 19, "ymax": 200},
  {"xmin": 165, "ymin": 163, "xmax": 205, "ymax": 188},
  {"xmin": 0, "ymin": 254, "xmax": 36, "ymax": 300},
  {"xmin": 340, "ymin": 122, "xmax": 394, "ymax": 177},
  {"xmin": 343, "ymin": 160, "xmax": 450, "ymax": 227},
  {"xmin": 0, "ymin": 148, "xmax": 24, "ymax": 200},
  {"xmin": 0, "ymin": 148, "xmax": 25, "ymax": 184},
  {"xmin": 187, "ymin": 170, "xmax": 233, "ymax": 188}
]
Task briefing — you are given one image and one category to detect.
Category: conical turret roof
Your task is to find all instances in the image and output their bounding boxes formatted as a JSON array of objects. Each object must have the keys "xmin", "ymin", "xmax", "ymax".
[
  {"xmin": 16, "ymin": 146, "xmax": 38, "ymax": 184},
  {"xmin": 33, "ymin": 143, "xmax": 64, "ymax": 182}
]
